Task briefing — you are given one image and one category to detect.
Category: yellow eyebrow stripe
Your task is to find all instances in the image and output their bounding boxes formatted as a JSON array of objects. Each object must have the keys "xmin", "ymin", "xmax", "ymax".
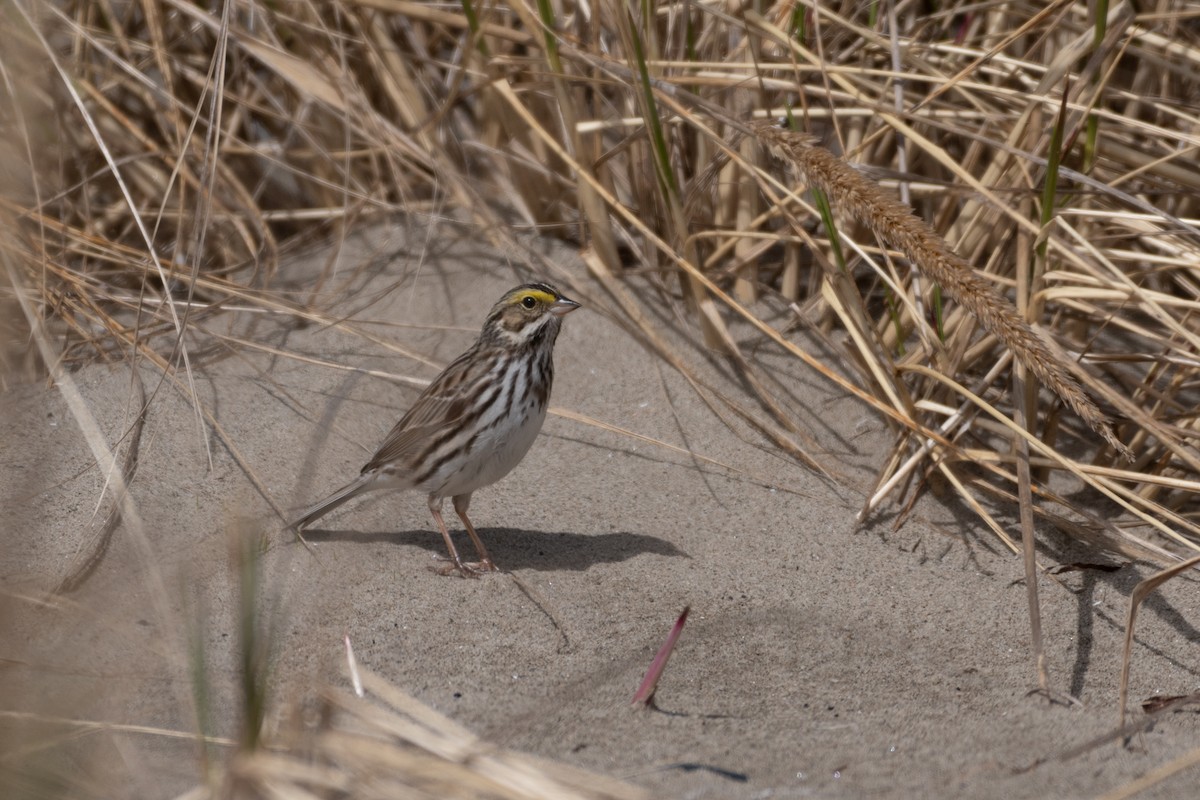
[{"xmin": 510, "ymin": 289, "xmax": 557, "ymax": 305}]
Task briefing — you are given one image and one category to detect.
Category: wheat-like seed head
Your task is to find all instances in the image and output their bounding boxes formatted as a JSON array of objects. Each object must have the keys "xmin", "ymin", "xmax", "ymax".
[{"xmin": 751, "ymin": 121, "xmax": 1130, "ymax": 460}]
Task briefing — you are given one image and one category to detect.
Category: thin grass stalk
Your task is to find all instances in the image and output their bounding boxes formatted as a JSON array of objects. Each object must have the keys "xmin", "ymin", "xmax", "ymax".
[
  {"xmin": 234, "ymin": 526, "xmax": 272, "ymax": 754},
  {"xmin": 1099, "ymin": 746, "xmax": 1200, "ymax": 800},
  {"xmin": 459, "ymin": 0, "xmax": 490, "ymax": 57},
  {"xmin": 1083, "ymin": 0, "xmax": 1109, "ymax": 173},
  {"xmin": 1015, "ymin": 101, "xmax": 1048, "ymax": 482},
  {"xmin": 522, "ymin": 0, "xmax": 621, "ymax": 269},
  {"xmin": 187, "ymin": 599, "xmax": 217, "ymax": 785},
  {"xmin": 618, "ymin": 5, "xmax": 726, "ymax": 350},
  {"xmin": 1037, "ymin": 81, "xmax": 1070, "ymax": 265},
  {"xmin": 1014, "ymin": 357, "xmax": 1048, "ymax": 690},
  {"xmin": 1118, "ymin": 554, "xmax": 1200, "ymax": 728}
]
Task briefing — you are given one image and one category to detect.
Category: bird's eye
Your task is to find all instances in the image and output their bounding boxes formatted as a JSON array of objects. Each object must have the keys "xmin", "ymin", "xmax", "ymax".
[{"xmin": 522, "ymin": 296, "xmax": 536, "ymax": 309}]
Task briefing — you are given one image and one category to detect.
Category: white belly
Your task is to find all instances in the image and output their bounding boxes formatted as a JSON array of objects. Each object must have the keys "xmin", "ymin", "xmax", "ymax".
[{"xmin": 432, "ymin": 399, "xmax": 548, "ymax": 499}]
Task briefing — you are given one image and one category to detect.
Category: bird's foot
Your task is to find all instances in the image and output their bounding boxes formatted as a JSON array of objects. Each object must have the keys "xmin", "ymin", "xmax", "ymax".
[{"xmin": 433, "ymin": 557, "xmax": 499, "ymax": 578}]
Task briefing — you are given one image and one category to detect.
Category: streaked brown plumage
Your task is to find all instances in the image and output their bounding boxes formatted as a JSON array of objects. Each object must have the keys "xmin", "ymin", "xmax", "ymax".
[{"xmin": 291, "ymin": 282, "xmax": 580, "ymax": 576}]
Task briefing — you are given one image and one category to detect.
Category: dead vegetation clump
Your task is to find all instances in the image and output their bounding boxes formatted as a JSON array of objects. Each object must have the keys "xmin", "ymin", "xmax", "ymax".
[{"xmin": 7, "ymin": 1, "xmax": 1197, "ymax": 558}]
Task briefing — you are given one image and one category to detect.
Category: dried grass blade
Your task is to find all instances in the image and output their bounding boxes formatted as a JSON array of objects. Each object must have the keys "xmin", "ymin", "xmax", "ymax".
[
  {"xmin": 1117, "ymin": 554, "xmax": 1200, "ymax": 728},
  {"xmin": 1098, "ymin": 746, "xmax": 1200, "ymax": 800}
]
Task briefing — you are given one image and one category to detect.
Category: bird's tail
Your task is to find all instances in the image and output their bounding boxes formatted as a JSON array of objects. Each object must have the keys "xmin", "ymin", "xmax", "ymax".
[{"xmin": 289, "ymin": 473, "xmax": 376, "ymax": 531}]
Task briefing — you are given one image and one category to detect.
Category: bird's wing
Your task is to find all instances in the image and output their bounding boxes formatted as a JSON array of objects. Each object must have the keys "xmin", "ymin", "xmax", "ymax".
[{"xmin": 360, "ymin": 348, "xmax": 485, "ymax": 473}]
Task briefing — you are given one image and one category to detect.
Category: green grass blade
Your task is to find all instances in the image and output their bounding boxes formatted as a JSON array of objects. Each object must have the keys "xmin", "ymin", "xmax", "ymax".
[
  {"xmin": 627, "ymin": 8, "xmax": 679, "ymax": 203},
  {"xmin": 534, "ymin": 0, "xmax": 564, "ymax": 74},
  {"xmin": 784, "ymin": 109, "xmax": 844, "ymax": 271},
  {"xmin": 1084, "ymin": 0, "xmax": 1109, "ymax": 173},
  {"xmin": 1037, "ymin": 80, "xmax": 1071, "ymax": 264},
  {"xmin": 459, "ymin": 0, "xmax": 490, "ymax": 58}
]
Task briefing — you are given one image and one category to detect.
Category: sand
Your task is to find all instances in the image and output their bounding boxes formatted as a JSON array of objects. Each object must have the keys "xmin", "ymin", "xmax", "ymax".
[{"xmin": 2, "ymin": 220, "xmax": 1197, "ymax": 798}]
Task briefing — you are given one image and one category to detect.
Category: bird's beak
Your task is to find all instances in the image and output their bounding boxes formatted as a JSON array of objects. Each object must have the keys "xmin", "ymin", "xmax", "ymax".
[{"xmin": 551, "ymin": 296, "xmax": 581, "ymax": 317}]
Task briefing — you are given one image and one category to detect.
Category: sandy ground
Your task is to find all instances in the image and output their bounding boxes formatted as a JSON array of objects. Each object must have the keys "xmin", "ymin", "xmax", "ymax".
[{"xmin": 2, "ymin": 220, "xmax": 1198, "ymax": 799}]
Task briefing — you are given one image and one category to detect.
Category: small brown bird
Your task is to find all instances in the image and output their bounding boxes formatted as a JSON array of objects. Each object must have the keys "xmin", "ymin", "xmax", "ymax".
[{"xmin": 292, "ymin": 282, "xmax": 580, "ymax": 576}]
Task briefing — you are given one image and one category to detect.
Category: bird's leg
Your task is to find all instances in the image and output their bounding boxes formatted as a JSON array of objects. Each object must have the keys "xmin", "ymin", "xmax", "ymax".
[
  {"xmin": 428, "ymin": 496, "xmax": 478, "ymax": 578},
  {"xmin": 454, "ymin": 493, "xmax": 498, "ymax": 572}
]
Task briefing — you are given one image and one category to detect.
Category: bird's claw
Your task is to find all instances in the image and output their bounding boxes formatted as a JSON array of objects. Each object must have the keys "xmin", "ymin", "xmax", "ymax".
[{"xmin": 433, "ymin": 557, "xmax": 499, "ymax": 578}]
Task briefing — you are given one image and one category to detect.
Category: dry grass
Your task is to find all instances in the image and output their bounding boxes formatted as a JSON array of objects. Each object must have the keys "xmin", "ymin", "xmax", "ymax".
[
  {"xmin": 4, "ymin": 0, "xmax": 1200, "ymax": 794},
  {"xmin": 217, "ymin": 668, "xmax": 648, "ymax": 800},
  {"xmin": 5, "ymin": 0, "xmax": 1198, "ymax": 556}
]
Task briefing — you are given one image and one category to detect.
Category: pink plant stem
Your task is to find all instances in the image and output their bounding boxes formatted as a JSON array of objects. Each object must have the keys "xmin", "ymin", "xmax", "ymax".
[{"xmin": 632, "ymin": 606, "xmax": 690, "ymax": 707}]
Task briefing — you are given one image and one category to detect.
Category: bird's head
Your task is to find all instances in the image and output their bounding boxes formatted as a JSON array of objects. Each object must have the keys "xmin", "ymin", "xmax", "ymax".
[{"xmin": 482, "ymin": 282, "xmax": 580, "ymax": 348}]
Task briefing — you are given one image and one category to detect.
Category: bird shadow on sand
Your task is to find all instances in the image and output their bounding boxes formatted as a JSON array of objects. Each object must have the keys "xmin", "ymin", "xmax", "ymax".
[{"xmin": 299, "ymin": 527, "xmax": 687, "ymax": 571}]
